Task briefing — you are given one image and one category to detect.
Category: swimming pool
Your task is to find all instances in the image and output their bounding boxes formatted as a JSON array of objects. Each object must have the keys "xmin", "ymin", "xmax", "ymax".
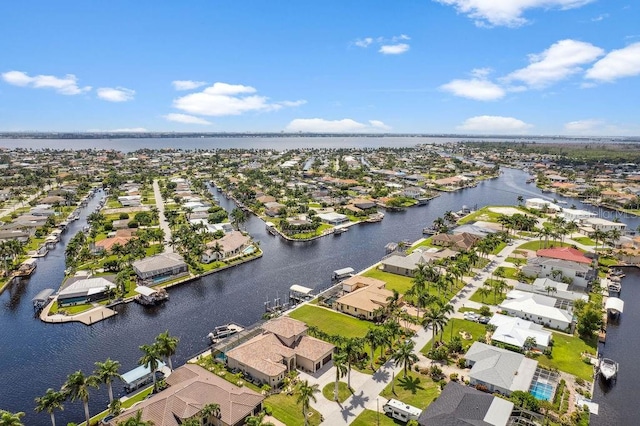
[
  {"xmin": 530, "ymin": 380, "xmax": 554, "ymax": 401},
  {"xmin": 243, "ymin": 245, "xmax": 255, "ymax": 255}
]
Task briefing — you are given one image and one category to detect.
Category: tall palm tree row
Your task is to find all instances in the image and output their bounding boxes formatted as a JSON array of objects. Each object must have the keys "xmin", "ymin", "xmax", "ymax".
[
  {"xmin": 392, "ymin": 340, "xmax": 419, "ymax": 378},
  {"xmin": 94, "ymin": 358, "xmax": 122, "ymax": 404},
  {"xmin": 295, "ymin": 380, "xmax": 320, "ymax": 426},
  {"xmin": 34, "ymin": 388, "xmax": 65, "ymax": 426},
  {"xmin": 61, "ymin": 370, "xmax": 99, "ymax": 426}
]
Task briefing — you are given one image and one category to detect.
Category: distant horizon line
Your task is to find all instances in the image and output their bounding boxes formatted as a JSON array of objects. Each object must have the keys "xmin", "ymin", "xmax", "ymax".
[{"xmin": 1, "ymin": 131, "xmax": 639, "ymax": 141}]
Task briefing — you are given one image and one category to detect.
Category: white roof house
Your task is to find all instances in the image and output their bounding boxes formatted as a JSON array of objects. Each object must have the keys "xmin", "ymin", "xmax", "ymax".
[
  {"xmin": 465, "ymin": 342, "xmax": 538, "ymax": 396},
  {"xmin": 489, "ymin": 313, "xmax": 552, "ymax": 350},
  {"xmin": 525, "ymin": 198, "xmax": 560, "ymax": 212},
  {"xmin": 583, "ymin": 217, "xmax": 627, "ymax": 232},
  {"xmin": 500, "ymin": 291, "xmax": 573, "ymax": 331},
  {"xmin": 559, "ymin": 208, "xmax": 596, "ymax": 223},
  {"xmin": 317, "ymin": 212, "xmax": 349, "ymax": 225}
]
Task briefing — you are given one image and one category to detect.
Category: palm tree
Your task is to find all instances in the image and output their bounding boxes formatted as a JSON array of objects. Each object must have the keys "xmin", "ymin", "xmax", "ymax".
[
  {"xmin": 342, "ymin": 337, "xmax": 364, "ymax": 389},
  {"xmin": 35, "ymin": 388, "xmax": 65, "ymax": 426},
  {"xmin": 61, "ymin": 370, "xmax": 99, "ymax": 426},
  {"xmin": 199, "ymin": 403, "xmax": 220, "ymax": 424},
  {"xmin": 231, "ymin": 208, "xmax": 247, "ymax": 230},
  {"xmin": 333, "ymin": 350, "xmax": 349, "ymax": 401},
  {"xmin": 365, "ymin": 328, "xmax": 383, "ymax": 369},
  {"xmin": 0, "ymin": 410, "xmax": 25, "ymax": 426},
  {"xmin": 245, "ymin": 412, "xmax": 275, "ymax": 426},
  {"xmin": 138, "ymin": 344, "xmax": 162, "ymax": 391},
  {"xmin": 154, "ymin": 331, "xmax": 179, "ymax": 371},
  {"xmin": 422, "ymin": 307, "xmax": 447, "ymax": 343},
  {"xmin": 295, "ymin": 380, "xmax": 320, "ymax": 426},
  {"xmin": 477, "ymin": 285, "xmax": 491, "ymax": 303},
  {"xmin": 537, "ymin": 227, "xmax": 554, "ymax": 248},
  {"xmin": 118, "ymin": 410, "xmax": 155, "ymax": 426},
  {"xmin": 392, "ymin": 340, "xmax": 419, "ymax": 378},
  {"xmin": 591, "ymin": 229, "xmax": 607, "ymax": 251},
  {"xmin": 94, "ymin": 358, "xmax": 122, "ymax": 403}
]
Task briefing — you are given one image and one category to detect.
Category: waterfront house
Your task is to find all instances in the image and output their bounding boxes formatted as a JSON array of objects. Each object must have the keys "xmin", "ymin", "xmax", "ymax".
[
  {"xmin": 431, "ymin": 232, "xmax": 480, "ymax": 251},
  {"xmin": 499, "ymin": 290, "xmax": 573, "ymax": 331},
  {"xmin": 465, "ymin": 342, "xmax": 538, "ymax": 396},
  {"xmin": 334, "ymin": 276, "xmax": 393, "ymax": 320},
  {"xmin": 522, "ymin": 247, "xmax": 594, "ymax": 288},
  {"xmin": 582, "ymin": 217, "xmax": 627, "ymax": 233},
  {"xmin": 489, "ymin": 314, "xmax": 552, "ymax": 350},
  {"xmin": 418, "ymin": 381, "xmax": 514, "ymax": 426},
  {"xmin": 106, "ymin": 364, "xmax": 264, "ymax": 426},
  {"xmin": 226, "ymin": 317, "xmax": 334, "ymax": 387},
  {"xmin": 525, "ymin": 198, "xmax": 561, "ymax": 212},
  {"xmin": 57, "ymin": 276, "xmax": 116, "ymax": 306},
  {"xmin": 559, "ymin": 208, "xmax": 596, "ymax": 223},
  {"xmin": 132, "ymin": 252, "xmax": 188, "ymax": 284},
  {"xmin": 517, "ymin": 278, "xmax": 588, "ymax": 303},
  {"xmin": 317, "ymin": 211, "xmax": 349, "ymax": 225},
  {"xmin": 201, "ymin": 230, "xmax": 251, "ymax": 263}
]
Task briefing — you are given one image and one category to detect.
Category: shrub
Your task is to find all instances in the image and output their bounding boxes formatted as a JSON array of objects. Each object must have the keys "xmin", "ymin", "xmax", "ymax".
[
  {"xmin": 128, "ymin": 220, "xmax": 139, "ymax": 228},
  {"xmin": 119, "ymin": 213, "xmax": 129, "ymax": 220},
  {"xmin": 479, "ymin": 306, "xmax": 491, "ymax": 316},
  {"xmin": 475, "ymin": 384, "xmax": 489, "ymax": 393},
  {"xmin": 429, "ymin": 365, "xmax": 443, "ymax": 380},
  {"xmin": 457, "ymin": 358, "xmax": 467, "ymax": 368},
  {"xmin": 449, "ymin": 373, "xmax": 459, "ymax": 381}
]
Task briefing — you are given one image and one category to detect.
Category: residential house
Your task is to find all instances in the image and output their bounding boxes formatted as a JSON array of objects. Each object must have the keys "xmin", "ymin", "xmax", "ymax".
[
  {"xmin": 201, "ymin": 231, "xmax": 251, "ymax": 263},
  {"xmin": 489, "ymin": 314, "xmax": 552, "ymax": 350},
  {"xmin": 334, "ymin": 276, "xmax": 393, "ymax": 320},
  {"xmin": 465, "ymin": 342, "xmax": 538, "ymax": 396},
  {"xmin": 226, "ymin": 317, "xmax": 334, "ymax": 387},
  {"xmin": 418, "ymin": 381, "xmax": 514, "ymax": 426},
  {"xmin": 499, "ymin": 290, "xmax": 574, "ymax": 331},
  {"xmin": 583, "ymin": 217, "xmax": 627, "ymax": 233},
  {"xmin": 559, "ymin": 208, "xmax": 597, "ymax": 223},
  {"xmin": 118, "ymin": 195, "xmax": 141, "ymax": 207},
  {"xmin": 431, "ymin": 232, "xmax": 480, "ymax": 251},
  {"xmin": 106, "ymin": 364, "xmax": 264, "ymax": 426},
  {"xmin": 132, "ymin": 252, "xmax": 189, "ymax": 283},
  {"xmin": 525, "ymin": 198, "xmax": 560, "ymax": 212},
  {"xmin": 57, "ymin": 276, "xmax": 116, "ymax": 307},
  {"xmin": 522, "ymin": 247, "xmax": 595, "ymax": 288},
  {"xmin": 317, "ymin": 212, "xmax": 349, "ymax": 225},
  {"xmin": 516, "ymin": 278, "xmax": 588, "ymax": 303}
]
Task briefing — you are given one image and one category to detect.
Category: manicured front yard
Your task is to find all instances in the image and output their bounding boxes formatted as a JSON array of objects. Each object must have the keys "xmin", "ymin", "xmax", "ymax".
[
  {"xmin": 352, "ymin": 409, "xmax": 402, "ymax": 426},
  {"xmin": 288, "ymin": 305, "xmax": 370, "ymax": 338},
  {"xmin": 421, "ymin": 318, "xmax": 487, "ymax": 353},
  {"xmin": 264, "ymin": 393, "xmax": 322, "ymax": 426},
  {"xmin": 362, "ymin": 268, "xmax": 413, "ymax": 295},
  {"xmin": 572, "ymin": 237, "xmax": 596, "ymax": 246},
  {"xmin": 517, "ymin": 240, "xmax": 573, "ymax": 251},
  {"xmin": 469, "ymin": 285, "xmax": 506, "ymax": 306},
  {"xmin": 379, "ymin": 370, "xmax": 440, "ymax": 409},
  {"xmin": 322, "ymin": 381, "xmax": 352, "ymax": 403},
  {"xmin": 538, "ymin": 333, "xmax": 597, "ymax": 381}
]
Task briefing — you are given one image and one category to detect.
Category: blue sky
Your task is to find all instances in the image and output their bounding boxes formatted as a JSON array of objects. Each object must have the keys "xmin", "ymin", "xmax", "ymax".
[{"xmin": 0, "ymin": 0, "xmax": 639, "ymax": 135}]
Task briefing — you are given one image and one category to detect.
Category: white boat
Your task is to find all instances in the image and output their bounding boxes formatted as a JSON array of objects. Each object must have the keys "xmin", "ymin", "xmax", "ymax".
[
  {"xmin": 599, "ymin": 358, "xmax": 618, "ymax": 381},
  {"xmin": 608, "ymin": 281, "xmax": 622, "ymax": 293},
  {"xmin": 208, "ymin": 323, "xmax": 244, "ymax": 342}
]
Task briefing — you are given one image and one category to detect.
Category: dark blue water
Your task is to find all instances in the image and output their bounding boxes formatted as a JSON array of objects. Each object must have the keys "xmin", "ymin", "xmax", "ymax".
[{"xmin": 0, "ymin": 163, "xmax": 636, "ymax": 423}]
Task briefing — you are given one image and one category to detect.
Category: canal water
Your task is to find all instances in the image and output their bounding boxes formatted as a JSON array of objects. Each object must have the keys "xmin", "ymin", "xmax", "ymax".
[{"xmin": 0, "ymin": 166, "xmax": 637, "ymax": 424}]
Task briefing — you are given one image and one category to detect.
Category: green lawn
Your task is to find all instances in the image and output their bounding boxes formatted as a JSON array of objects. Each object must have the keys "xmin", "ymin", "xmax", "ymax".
[
  {"xmin": 500, "ymin": 267, "xmax": 520, "ymax": 280},
  {"xmin": 469, "ymin": 285, "xmax": 506, "ymax": 306},
  {"xmin": 572, "ymin": 237, "xmax": 596, "ymax": 246},
  {"xmin": 288, "ymin": 305, "xmax": 371, "ymax": 338},
  {"xmin": 598, "ymin": 256, "xmax": 619, "ymax": 267},
  {"xmin": 491, "ymin": 242, "xmax": 507, "ymax": 255},
  {"xmin": 421, "ymin": 318, "xmax": 487, "ymax": 353},
  {"xmin": 409, "ymin": 237, "xmax": 434, "ymax": 252},
  {"xmin": 517, "ymin": 241, "xmax": 573, "ymax": 251},
  {"xmin": 264, "ymin": 393, "xmax": 322, "ymax": 426},
  {"xmin": 321, "ymin": 381, "xmax": 352, "ymax": 403},
  {"xmin": 538, "ymin": 333, "xmax": 597, "ymax": 381},
  {"xmin": 351, "ymin": 410, "xmax": 403, "ymax": 426},
  {"xmin": 379, "ymin": 370, "xmax": 440, "ymax": 409},
  {"xmin": 362, "ymin": 268, "xmax": 413, "ymax": 295}
]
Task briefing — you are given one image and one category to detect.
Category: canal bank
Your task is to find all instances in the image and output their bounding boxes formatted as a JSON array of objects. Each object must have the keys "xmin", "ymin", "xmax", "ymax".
[{"xmin": 3, "ymin": 167, "xmax": 640, "ymax": 424}]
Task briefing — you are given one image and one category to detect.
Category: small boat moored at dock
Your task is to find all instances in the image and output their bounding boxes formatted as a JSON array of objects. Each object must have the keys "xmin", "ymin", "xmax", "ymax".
[
  {"xmin": 332, "ymin": 267, "xmax": 355, "ymax": 281},
  {"xmin": 134, "ymin": 286, "xmax": 169, "ymax": 306},
  {"xmin": 15, "ymin": 258, "xmax": 37, "ymax": 277},
  {"xmin": 598, "ymin": 357, "xmax": 618, "ymax": 381},
  {"xmin": 208, "ymin": 323, "xmax": 244, "ymax": 343}
]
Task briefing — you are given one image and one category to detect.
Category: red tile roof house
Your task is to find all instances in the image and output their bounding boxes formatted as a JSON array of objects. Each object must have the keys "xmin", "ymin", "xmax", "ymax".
[
  {"xmin": 522, "ymin": 247, "xmax": 595, "ymax": 288},
  {"xmin": 226, "ymin": 317, "xmax": 334, "ymax": 387},
  {"xmin": 106, "ymin": 364, "xmax": 264, "ymax": 426}
]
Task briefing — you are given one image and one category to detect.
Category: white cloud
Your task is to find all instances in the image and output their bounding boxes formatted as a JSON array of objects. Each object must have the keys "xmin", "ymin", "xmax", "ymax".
[
  {"xmin": 1, "ymin": 70, "xmax": 91, "ymax": 95},
  {"xmin": 440, "ymin": 77, "xmax": 505, "ymax": 100},
  {"xmin": 379, "ymin": 43, "xmax": 410, "ymax": 55},
  {"xmin": 285, "ymin": 118, "xmax": 391, "ymax": 133},
  {"xmin": 172, "ymin": 80, "xmax": 208, "ymax": 91},
  {"xmin": 505, "ymin": 39, "xmax": 604, "ymax": 88},
  {"xmin": 108, "ymin": 128, "xmax": 148, "ymax": 132},
  {"xmin": 585, "ymin": 42, "xmax": 640, "ymax": 82},
  {"xmin": 458, "ymin": 115, "xmax": 533, "ymax": 133},
  {"xmin": 353, "ymin": 35, "xmax": 411, "ymax": 54},
  {"xmin": 97, "ymin": 87, "xmax": 135, "ymax": 102},
  {"xmin": 435, "ymin": 0, "xmax": 594, "ymax": 27},
  {"xmin": 163, "ymin": 113, "xmax": 212, "ymax": 125},
  {"xmin": 354, "ymin": 37, "xmax": 374, "ymax": 48},
  {"xmin": 563, "ymin": 119, "xmax": 603, "ymax": 133},
  {"xmin": 172, "ymin": 82, "xmax": 301, "ymax": 116},
  {"xmin": 591, "ymin": 13, "xmax": 609, "ymax": 22}
]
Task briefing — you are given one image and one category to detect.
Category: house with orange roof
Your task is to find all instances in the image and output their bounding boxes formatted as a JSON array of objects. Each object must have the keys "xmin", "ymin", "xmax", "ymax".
[{"xmin": 522, "ymin": 247, "xmax": 596, "ymax": 288}]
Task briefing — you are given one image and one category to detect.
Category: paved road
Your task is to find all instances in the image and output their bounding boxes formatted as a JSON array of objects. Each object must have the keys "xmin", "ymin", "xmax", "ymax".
[
  {"xmin": 314, "ymin": 236, "xmax": 543, "ymax": 424},
  {"xmin": 152, "ymin": 179, "xmax": 173, "ymax": 253}
]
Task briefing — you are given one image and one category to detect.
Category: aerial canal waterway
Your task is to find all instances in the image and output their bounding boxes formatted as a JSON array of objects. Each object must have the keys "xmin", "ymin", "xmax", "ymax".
[{"xmin": 1, "ymin": 166, "xmax": 639, "ymax": 424}]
